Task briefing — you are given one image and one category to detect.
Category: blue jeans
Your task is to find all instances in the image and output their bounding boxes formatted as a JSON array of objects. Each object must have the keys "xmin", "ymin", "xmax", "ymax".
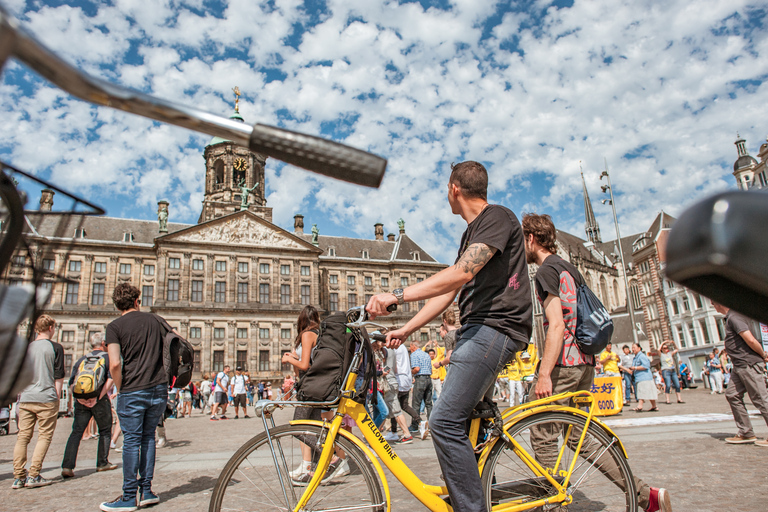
[
  {"xmin": 622, "ymin": 372, "xmax": 635, "ymax": 401},
  {"xmin": 662, "ymin": 369, "xmax": 680, "ymax": 393},
  {"xmin": 430, "ymin": 325, "xmax": 523, "ymax": 512},
  {"xmin": 117, "ymin": 384, "xmax": 167, "ymax": 500},
  {"xmin": 370, "ymin": 389, "xmax": 389, "ymax": 428}
]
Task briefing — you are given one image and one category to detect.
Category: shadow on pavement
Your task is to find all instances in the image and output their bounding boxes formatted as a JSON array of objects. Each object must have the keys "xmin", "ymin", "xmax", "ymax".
[{"xmin": 163, "ymin": 475, "xmax": 217, "ymax": 501}]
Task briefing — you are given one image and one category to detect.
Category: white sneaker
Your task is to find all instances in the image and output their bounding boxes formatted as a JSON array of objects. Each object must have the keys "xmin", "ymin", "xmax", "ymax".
[
  {"xmin": 383, "ymin": 432, "xmax": 400, "ymax": 442},
  {"xmin": 419, "ymin": 420, "xmax": 429, "ymax": 440},
  {"xmin": 329, "ymin": 459, "xmax": 350, "ymax": 479},
  {"xmin": 289, "ymin": 462, "xmax": 310, "ymax": 480}
]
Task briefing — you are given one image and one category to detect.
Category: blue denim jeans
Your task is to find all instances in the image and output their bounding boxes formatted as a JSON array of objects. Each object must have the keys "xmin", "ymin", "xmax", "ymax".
[
  {"xmin": 370, "ymin": 388, "xmax": 389, "ymax": 428},
  {"xmin": 430, "ymin": 325, "xmax": 523, "ymax": 512},
  {"xmin": 622, "ymin": 371, "xmax": 635, "ymax": 401},
  {"xmin": 662, "ymin": 368, "xmax": 681, "ymax": 393},
  {"xmin": 116, "ymin": 384, "xmax": 167, "ymax": 500}
]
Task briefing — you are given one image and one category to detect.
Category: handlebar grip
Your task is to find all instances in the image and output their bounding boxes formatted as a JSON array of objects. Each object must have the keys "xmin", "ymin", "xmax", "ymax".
[
  {"xmin": 370, "ymin": 333, "xmax": 387, "ymax": 342},
  {"xmin": 249, "ymin": 124, "xmax": 387, "ymax": 188},
  {"xmin": 386, "ymin": 304, "xmax": 397, "ymax": 313}
]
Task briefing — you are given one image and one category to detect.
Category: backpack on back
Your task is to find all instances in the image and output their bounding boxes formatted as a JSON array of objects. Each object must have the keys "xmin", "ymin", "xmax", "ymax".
[
  {"xmin": 295, "ymin": 312, "xmax": 374, "ymax": 403},
  {"xmin": 71, "ymin": 352, "xmax": 108, "ymax": 399},
  {"xmin": 156, "ymin": 316, "xmax": 195, "ymax": 389},
  {"xmin": 572, "ymin": 280, "xmax": 614, "ymax": 356}
]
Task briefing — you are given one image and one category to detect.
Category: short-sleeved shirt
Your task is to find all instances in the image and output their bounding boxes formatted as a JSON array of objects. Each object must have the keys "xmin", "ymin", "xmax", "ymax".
[
  {"xmin": 659, "ymin": 352, "xmax": 675, "ymax": 371},
  {"xmin": 534, "ymin": 254, "xmax": 595, "ymax": 367},
  {"xmin": 455, "ymin": 205, "xmax": 532, "ymax": 343},
  {"xmin": 600, "ymin": 350, "xmax": 620, "ymax": 373},
  {"xmin": 395, "ymin": 345, "xmax": 412, "ymax": 392},
  {"xmin": 231, "ymin": 374, "xmax": 248, "ymax": 395},
  {"xmin": 707, "ymin": 356, "xmax": 722, "ymax": 373},
  {"xmin": 19, "ymin": 338, "xmax": 65, "ymax": 403},
  {"xmin": 443, "ymin": 329, "xmax": 457, "ymax": 354},
  {"xmin": 410, "ymin": 349, "xmax": 432, "ymax": 377},
  {"xmin": 724, "ymin": 310, "xmax": 763, "ymax": 367},
  {"xmin": 216, "ymin": 372, "xmax": 230, "ymax": 393},
  {"xmin": 69, "ymin": 350, "xmax": 111, "ymax": 389},
  {"xmin": 106, "ymin": 311, "xmax": 167, "ymax": 393}
]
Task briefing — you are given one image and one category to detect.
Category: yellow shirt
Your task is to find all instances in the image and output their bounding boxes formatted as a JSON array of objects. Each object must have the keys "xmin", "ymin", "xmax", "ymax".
[
  {"xmin": 599, "ymin": 350, "xmax": 620, "ymax": 374},
  {"xmin": 426, "ymin": 346, "xmax": 446, "ymax": 380}
]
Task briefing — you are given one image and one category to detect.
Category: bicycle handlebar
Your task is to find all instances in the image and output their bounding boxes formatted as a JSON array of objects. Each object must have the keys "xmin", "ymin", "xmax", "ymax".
[{"xmin": 0, "ymin": 8, "xmax": 387, "ymax": 188}]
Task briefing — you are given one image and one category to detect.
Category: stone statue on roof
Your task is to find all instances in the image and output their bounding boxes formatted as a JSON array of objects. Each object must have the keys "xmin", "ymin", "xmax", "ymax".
[
  {"xmin": 311, "ymin": 224, "xmax": 319, "ymax": 245},
  {"xmin": 238, "ymin": 179, "xmax": 259, "ymax": 209},
  {"xmin": 157, "ymin": 201, "xmax": 169, "ymax": 233},
  {"xmin": 397, "ymin": 218, "xmax": 405, "ymax": 233}
]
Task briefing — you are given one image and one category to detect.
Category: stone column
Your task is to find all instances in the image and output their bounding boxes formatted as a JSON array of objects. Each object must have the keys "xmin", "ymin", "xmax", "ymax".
[
  {"xmin": 228, "ymin": 320, "xmax": 237, "ymax": 366},
  {"xmin": 229, "ymin": 255, "xmax": 237, "ymax": 303},
  {"xmin": 182, "ymin": 253, "xmax": 192, "ymax": 302},
  {"xmin": 82, "ymin": 254, "xmax": 94, "ymax": 306},
  {"xmin": 206, "ymin": 255, "xmax": 215, "ymax": 303},
  {"xmin": 250, "ymin": 321, "xmax": 259, "ymax": 374},
  {"xmin": 156, "ymin": 249, "xmax": 168, "ymax": 305},
  {"xmin": 77, "ymin": 323, "xmax": 88, "ymax": 357}
]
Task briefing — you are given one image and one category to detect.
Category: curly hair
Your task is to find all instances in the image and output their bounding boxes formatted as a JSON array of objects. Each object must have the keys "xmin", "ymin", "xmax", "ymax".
[
  {"xmin": 112, "ymin": 283, "xmax": 140, "ymax": 311},
  {"xmin": 34, "ymin": 314, "xmax": 55, "ymax": 333},
  {"xmin": 521, "ymin": 213, "xmax": 558, "ymax": 254}
]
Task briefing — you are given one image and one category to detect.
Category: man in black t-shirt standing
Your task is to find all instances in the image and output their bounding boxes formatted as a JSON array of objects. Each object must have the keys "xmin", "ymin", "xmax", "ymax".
[
  {"xmin": 522, "ymin": 213, "xmax": 671, "ymax": 512},
  {"xmin": 711, "ymin": 301, "xmax": 768, "ymax": 446},
  {"xmin": 367, "ymin": 161, "xmax": 531, "ymax": 512},
  {"xmin": 100, "ymin": 283, "xmax": 167, "ymax": 512}
]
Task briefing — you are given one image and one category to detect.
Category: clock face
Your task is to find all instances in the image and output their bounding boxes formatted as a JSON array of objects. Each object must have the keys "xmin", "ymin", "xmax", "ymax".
[{"xmin": 234, "ymin": 158, "xmax": 249, "ymax": 171}]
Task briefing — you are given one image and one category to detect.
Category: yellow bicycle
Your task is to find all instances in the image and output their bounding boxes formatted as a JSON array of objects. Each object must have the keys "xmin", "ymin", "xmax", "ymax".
[{"xmin": 209, "ymin": 307, "xmax": 637, "ymax": 511}]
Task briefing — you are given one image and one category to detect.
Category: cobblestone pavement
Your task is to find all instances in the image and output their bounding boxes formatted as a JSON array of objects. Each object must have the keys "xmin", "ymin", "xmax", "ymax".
[{"xmin": 1, "ymin": 386, "xmax": 767, "ymax": 511}]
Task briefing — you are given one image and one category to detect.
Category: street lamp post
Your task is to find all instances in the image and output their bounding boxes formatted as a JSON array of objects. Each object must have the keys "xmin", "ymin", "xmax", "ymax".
[{"xmin": 600, "ymin": 159, "xmax": 639, "ymax": 345}]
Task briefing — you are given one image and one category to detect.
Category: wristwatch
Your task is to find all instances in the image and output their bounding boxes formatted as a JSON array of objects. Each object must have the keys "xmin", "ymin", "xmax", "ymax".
[{"xmin": 392, "ymin": 288, "xmax": 405, "ymax": 305}]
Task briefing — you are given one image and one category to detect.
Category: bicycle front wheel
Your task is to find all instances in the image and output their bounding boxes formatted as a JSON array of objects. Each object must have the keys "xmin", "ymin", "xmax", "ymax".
[
  {"xmin": 209, "ymin": 423, "xmax": 385, "ymax": 512},
  {"xmin": 481, "ymin": 411, "xmax": 637, "ymax": 511}
]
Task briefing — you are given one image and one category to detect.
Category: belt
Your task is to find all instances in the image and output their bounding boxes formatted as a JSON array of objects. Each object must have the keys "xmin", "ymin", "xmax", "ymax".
[{"xmin": 415, "ymin": 374, "xmax": 431, "ymax": 378}]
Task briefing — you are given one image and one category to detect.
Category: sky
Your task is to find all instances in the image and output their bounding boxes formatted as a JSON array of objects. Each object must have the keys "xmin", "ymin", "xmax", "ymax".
[{"xmin": 0, "ymin": 0, "xmax": 766, "ymax": 264}]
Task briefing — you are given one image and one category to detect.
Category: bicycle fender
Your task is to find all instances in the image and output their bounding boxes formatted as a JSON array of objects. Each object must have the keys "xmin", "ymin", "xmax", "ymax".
[
  {"xmin": 289, "ymin": 419, "xmax": 392, "ymax": 512},
  {"xmin": 497, "ymin": 405, "xmax": 629, "ymax": 459}
]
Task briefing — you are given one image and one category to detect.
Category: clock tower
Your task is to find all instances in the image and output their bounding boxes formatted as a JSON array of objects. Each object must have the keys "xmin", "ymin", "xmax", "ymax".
[{"xmin": 199, "ymin": 88, "xmax": 271, "ymax": 223}]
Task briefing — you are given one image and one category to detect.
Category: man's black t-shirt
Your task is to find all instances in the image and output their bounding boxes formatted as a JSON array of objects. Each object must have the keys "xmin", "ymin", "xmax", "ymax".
[
  {"xmin": 106, "ymin": 311, "xmax": 167, "ymax": 393},
  {"xmin": 455, "ymin": 204, "xmax": 532, "ymax": 343},
  {"xmin": 724, "ymin": 310, "xmax": 763, "ymax": 367}
]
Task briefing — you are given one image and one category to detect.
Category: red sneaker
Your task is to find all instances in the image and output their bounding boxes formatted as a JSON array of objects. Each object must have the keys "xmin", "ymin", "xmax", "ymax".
[{"xmin": 646, "ymin": 487, "xmax": 671, "ymax": 512}]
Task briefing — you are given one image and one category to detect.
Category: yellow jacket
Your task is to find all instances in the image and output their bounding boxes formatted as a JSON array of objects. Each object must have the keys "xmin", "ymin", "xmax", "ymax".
[
  {"xmin": 506, "ymin": 343, "xmax": 538, "ymax": 380},
  {"xmin": 425, "ymin": 346, "xmax": 446, "ymax": 381}
]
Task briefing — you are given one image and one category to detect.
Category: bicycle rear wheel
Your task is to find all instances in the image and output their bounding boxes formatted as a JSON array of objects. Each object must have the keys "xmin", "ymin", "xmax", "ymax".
[
  {"xmin": 209, "ymin": 423, "xmax": 385, "ymax": 512},
  {"xmin": 481, "ymin": 411, "xmax": 637, "ymax": 511}
]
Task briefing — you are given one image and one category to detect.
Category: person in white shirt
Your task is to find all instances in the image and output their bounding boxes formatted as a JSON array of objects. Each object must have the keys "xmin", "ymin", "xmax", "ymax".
[
  {"xmin": 211, "ymin": 365, "xmax": 230, "ymax": 420},
  {"xmin": 229, "ymin": 367, "xmax": 250, "ymax": 419},
  {"xmin": 394, "ymin": 344, "xmax": 420, "ymax": 440}
]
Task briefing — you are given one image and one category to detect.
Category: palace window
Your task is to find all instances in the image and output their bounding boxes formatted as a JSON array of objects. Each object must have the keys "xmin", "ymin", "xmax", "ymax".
[
  {"xmin": 215, "ymin": 281, "xmax": 226, "ymax": 303},
  {"xmin": 213, "ymin": 351, "xmax": 224, "ymax": 372},
  {"xmin": 301, "ymin": 285, "xmax": 310, "ymax": 305},
  {"xmin": 215, "ymin": 261, "xmax": 226, "ymax": 272},
  {"xmin": 348, "ymin": 293, "xmax": 357, "ymax": 308},
  {"xmin": 281, "ymin": 328, "xmax": 291, "ymax": 339},
  {"xmin": 238, "ymin": 262, "xmax": 248, "ymax": 273},
  {"xmin": 259, "ymin": 328, "xmax": 270, "ymax": 339},
  {"xmin": 168, "ymin": 257, "xmax": 180, "ymax": 269},
  {"xmin": 259, "ymin": 283, "xmax": 270, "ymax": 303},
  {"xmin": 142, "ymin": 286, "xmax": 153, "ymax": 307},
  {"xmin": 166, "ymin": 279, "xmax": 179, "ymax": 301},
  {"xmin": 214, "ymin": 328, "xmax": 225, "ymax": 339},
  {"xmin": 119, "ymin": 263, "xmax": 131, "ymax": 274},
  {"xmin": 43, "ymin": 258, "xmax": 55, "ymax": 271},
  {"xmin": 329, "ymin": 275, "xmax": 338, "ymax": 284},
  {"xmin": 281, "ymin": 285, "xmax": 291, "ymax": 304},
  {"xmin": 301, "ymin": 265, "xmax": 310, "ymax": 276},
  {"xmin": 192, "ymin": 259, "xmax": 204, "ymax": 270},
  {"xmin": 91, "ymin": 283, "xmax": 105, "ymax": 305},
  {"xmin": 381, "ymin": 277, "xmax": 389, "ymax": 287},
  {"xmin": 68, "ymin": 260, "xmax": 81, "ymax": 272},
  {"xmin": 190, "ymin": 327, "xmax": 201, "ymax": 338},
  {"xmin": 330, "ymin": 293, "xmax": 338, "ymax": 312},
  {"xmin": 260, "ymin": 263, "xmax": 270, "ymax": 274},
  {"xmin": 237, "ymin": 282, "xmax": 248, "ymax": 303},
  {"xmin": 237, "ymin": 328, "xmax": 248, "ymax": 339},
  {"xmin": 281, "ymin": 264, "xmax": 291, "ymax": 275},
  {"xmin": 94, "ymin": 262, "xmax": 106, "ymax": 273},
  {"xmin": 65, "ymin": 283, "xmax": 79, "ymax": 304},
  {"xmin": 236, "ymin": 351, "xmax": 247, "ymax": 371},
  {"xmin": 191, "ymin": 280, "xmax": 203, "ymax": 302},
  {"xmin": 364, "ymin": 276, "xmax": 372, "ymax": 286},
  {"xmin": 347, "ymin": 275, "xmax": 356, "ymax": 286},
  {"xmin": 259, "ymin": 350, "xmax": 270, "ymax": 371},
  {"xmin": 144, "ymin": 264, "xmax": 155, "ymax": 275}
]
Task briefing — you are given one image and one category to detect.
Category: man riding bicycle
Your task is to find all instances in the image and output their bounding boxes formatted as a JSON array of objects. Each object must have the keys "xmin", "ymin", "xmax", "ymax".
[{"xmin": 367, "ymin": 160, "xmax": 531, "ymax": 512}]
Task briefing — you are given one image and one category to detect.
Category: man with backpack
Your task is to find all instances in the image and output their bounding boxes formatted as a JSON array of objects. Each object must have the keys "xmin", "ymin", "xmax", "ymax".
[
  {"xmin": 61, "ymin": 332, "xmax": 117, "ymax": 478},
  {"xmin": 522, "ymin": 213, "xmax": 671, "ymax": 512},
  {"xmin": 367, "ymin": 161, "xmax": 532, "ymax": 512},
  {"xmin": 12, "ymin": 314, "xmax": 65, "ymax": 489},
  {"xmin": 211, "ymin": 365, "xmax": 230, "ymax": 420},
  {"xmin": 229, "ymin": 366, "xmax": 249, "ymax": 419},
  {"xmin": 100, "ymin": 283, "xmax": 167, "ymax": 512}
]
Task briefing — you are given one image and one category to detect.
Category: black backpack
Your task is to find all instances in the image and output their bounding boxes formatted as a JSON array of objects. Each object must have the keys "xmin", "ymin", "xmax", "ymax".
[
  {"xmin": 295, "ymin": 312, "xmax": 374, "ymax": 404},
  {"xmin": 570, "ymin": 279, "xmax": 614, "ymax": 356},
  {"xmin": 157, "ymin": 316, "xmax": 195, "ymax": 389}
]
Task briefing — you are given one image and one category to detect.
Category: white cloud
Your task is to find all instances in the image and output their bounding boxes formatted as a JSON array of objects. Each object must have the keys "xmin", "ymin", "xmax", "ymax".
[{"xmin": 0, "ymin": 0, "xmax": 765, "ymax": 263}]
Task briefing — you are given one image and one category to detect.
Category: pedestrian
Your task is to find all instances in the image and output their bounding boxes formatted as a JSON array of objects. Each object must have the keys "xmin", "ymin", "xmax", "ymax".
[
  {"xmin": 210, "ymin": 365, "xmax": 230, "ymax": 421},
  {"xmin": 629, "ymin": 343, "xmax": 659, "ymax": 412},
  {"xmin": 109, "ymin": 385, "xmax": 123, "ymax": 451},
  {"xmin": 367, "ymin": 161, "xmax": 532, "ymax": 511},
  {"xmin": 659, "ymin": 341, "xmax": 684, "ymax": 404},
  {"xmin": 200, "ymin": 374, "xmax": 211, "ymax": 415},
  {"xmin": 522, "ymin": 213, "xmax": 671, "ymax": 512},
  {"xmin": 427, "ymin": 347, "xmax": 444, "ymax": 401},
  {"xmin": 230, "ymin": 367, "xmax": 249, "ymax": 419},
  {"xmin": 377, "ymin": 342, "xmax": 410, "ymax": 443},
  {"xmin": 258, "ymin": 381, "xmax": 265, "ymax": 400},
  {"xmin": 721, "ymin": 349, "xmax": 732, "ymax": 387},
  {"xmin": 61, "ymin": 332, "xmax": 118, "ymax": 478},
  {"xmin": 178, "ymin": 382, "xmax": 193, "ymax": 417},
  {"xmin": 434, "ymin": 310, "xmax": 458, "ymax": 371},
  {"xmin": 393, "ymin": 342, "xmax": 418, "ymax": 443},
  {"xmin": 409, "ymin": 340, "xmax": 433, "ymax": 440},
  {"xmin": 710, "ymin": 301, "xmax": 768, "ymax": 446},
  {"xmin": 599, "ymin": 343, "xmax": 621, "ymax": 376},
  {"xmin": 618, "ymin": 345, "xmax": 636, "ymax": 404},
  {"xmin": 12, "ymin": 314, "xmax": 65, "ymax": 489},
  {"xmin": 706, "ymin": 352, "xmax": 724, "ymax": 394},
  {"xmin": 100, "ymin": 283, "xmax": 167, "ymax": 511}
]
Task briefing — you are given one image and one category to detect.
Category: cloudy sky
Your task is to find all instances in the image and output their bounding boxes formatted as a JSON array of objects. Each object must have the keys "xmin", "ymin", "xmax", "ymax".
[{"xmin": 1, "ymin": 0, "xmax": 765, "ymax": 263}]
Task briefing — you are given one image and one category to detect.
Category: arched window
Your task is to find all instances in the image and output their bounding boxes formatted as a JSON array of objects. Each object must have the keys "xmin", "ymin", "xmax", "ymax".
[
  {"xmin": 585, "ymin": 273, "xmax": 594, "ymax": 290},
  {"xmin": 613, "ymin": 279, "xmax": 621, "ymax": 307},
  {"xmin": 629, "ymin": 280, "xmax": 642, "ymax": 310},
  {"xmin": 599, "ymin": 276, "xmax": 609, "ymax": 308},
  {"xmin": 214, "ymin": 159, "xmax": 224, "ymax": 185}
]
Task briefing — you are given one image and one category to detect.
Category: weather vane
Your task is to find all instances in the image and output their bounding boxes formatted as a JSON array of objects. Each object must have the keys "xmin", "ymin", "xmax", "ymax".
[{"xmin": 232, "ymin": 86, "xmax": 241, "ymax": 113}]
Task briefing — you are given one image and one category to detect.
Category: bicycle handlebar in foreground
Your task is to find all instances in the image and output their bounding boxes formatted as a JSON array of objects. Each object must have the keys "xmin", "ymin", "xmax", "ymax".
[{"xmin": 0, "ymin": 8, "xmax": 387, "ymax": 188}]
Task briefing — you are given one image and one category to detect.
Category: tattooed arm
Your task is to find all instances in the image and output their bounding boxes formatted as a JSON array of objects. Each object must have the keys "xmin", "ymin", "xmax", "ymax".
[{"xmin": 366, "ymin": 243, "xmax": 497, "ymax": 321}]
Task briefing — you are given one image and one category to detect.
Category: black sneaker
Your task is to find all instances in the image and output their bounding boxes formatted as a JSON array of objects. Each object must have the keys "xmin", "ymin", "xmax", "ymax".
[
  {"xmin": 400, "ymin": 435, "xmax": 414, "ymax": 444},
  {"xmin": 244, "ymin": 415, "xmax": 251, "ymax": 418},
  {"xmin": 25, "ymin": 475, "xmax": 53, "ymax": 488},
  {"xmin": 234, "ymin": 416, "xmax": 239, "ymax": 419}
]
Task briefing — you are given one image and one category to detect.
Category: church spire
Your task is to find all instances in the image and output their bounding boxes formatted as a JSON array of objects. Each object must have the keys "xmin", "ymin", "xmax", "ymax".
[{"xmin": 581, "ymin": 164, "xmax": 602, "ymax": 244}]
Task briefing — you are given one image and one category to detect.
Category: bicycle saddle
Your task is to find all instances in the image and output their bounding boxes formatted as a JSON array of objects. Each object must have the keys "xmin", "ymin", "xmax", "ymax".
[{"xmin": 666, "ymin": 189, "xmax": 768, "ymax": 324}]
